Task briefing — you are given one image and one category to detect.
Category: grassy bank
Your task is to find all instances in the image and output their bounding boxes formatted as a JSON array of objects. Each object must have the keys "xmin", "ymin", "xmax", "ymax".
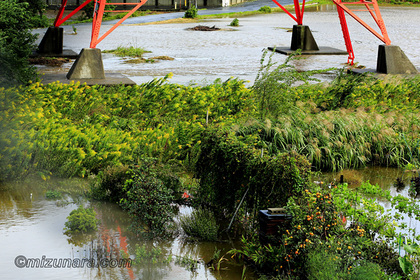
[{"xmin": 1, "ymin": 57, "xmax": 420, "ymax": 181}]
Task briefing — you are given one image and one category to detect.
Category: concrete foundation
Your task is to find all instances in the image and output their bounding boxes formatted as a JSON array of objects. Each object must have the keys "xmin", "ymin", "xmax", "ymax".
[
  {"xmin": 269, "ymin": 24, "xmax": 347, "ymax": 56},
  {"xmin": 376, "ymin": 45, "xmax": 418, "ymax": 74},
  {"xmin": 67, "ymin": 48, "xmax": 105, "ymax": 80},
  {"xmin": 291, "ymin": 25, "xmax": 319, "ymax": 51},
  {"xmin": 37, "ymin": 27, "xmax": 64, "ymax": 54}
]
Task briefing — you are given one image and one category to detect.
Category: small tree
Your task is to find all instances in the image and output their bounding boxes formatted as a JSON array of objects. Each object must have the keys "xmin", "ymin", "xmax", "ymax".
[
  {"xmin": 184, "ymin": 6, "xmax": 198, "ymax": 19},
  {"xmin": 0, "ymin": 0, "xmax": 38, "ymax": 87},
  {"xmin": 18, "ymin": 0, "xmax": 49, "ymax": 27}
]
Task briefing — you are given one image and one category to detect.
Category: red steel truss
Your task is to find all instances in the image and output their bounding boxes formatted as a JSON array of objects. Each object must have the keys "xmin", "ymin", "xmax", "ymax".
[
  {"xmin": 272, "ymin": 0, "xmax": 306, "ymax": 25},
  {"xmin": 332, "ymin": 0, "xmax": 391, "ymax": 64},
  {"xmin": 270, "ymin": 0, "xmax": 391, "ymax": 64},
  {"xmin": 52, "ymin": 0, "xmax": 148, "ymax": 48}
]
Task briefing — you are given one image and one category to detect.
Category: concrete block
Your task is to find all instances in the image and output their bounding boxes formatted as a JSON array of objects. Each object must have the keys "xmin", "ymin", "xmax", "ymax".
[
  {"xmin": 37, "ymin": 27, "xmax": 63, "ymax": 54},
  {"xmin": 67, "ymin": 48, "xmax": 105, "ymax": 80},
  {"xmin": 376, "ymin": 45, "xmax": 418, "ymax": 74},
  {"xmin": 291, "ymin": 25, "xmax": 319, "ymax": 51}
]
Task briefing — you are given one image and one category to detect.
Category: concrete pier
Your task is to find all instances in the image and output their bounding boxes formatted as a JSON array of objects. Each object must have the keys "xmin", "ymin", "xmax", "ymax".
[
  {"xmin": 37, "ymin": 27, "xmax": 63, "ymax": 54},
  {"xmin": 376, "ymin": 45, "xmax": 418, "ymax": 74},
  {"xmin": 291, "ymin": 25, "xmax": 319, "ymax": 51},
  {"xmin": 269, "ymin": 25, "xmax": 347, "ymax": 56},
  {"xmin": 67, "ymin": 48, "xmax": 105, "ymax": 80}
]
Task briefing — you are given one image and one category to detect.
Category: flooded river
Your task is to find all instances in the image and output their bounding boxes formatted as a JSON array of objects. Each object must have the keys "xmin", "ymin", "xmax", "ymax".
[
  {"xmin": 1, "ymin": 167, "xmax": 419, "ymax": 279},
  {"xmin": 0, "ymin": 177, "xmax": 254, "ymax": 280},
  {"xmin": 34, "ymin": 5, "xmax": 420, "ymax": 86},
  {"xmin": 5, "ymin": 3, "xmax": 420, "ymax": 279}
]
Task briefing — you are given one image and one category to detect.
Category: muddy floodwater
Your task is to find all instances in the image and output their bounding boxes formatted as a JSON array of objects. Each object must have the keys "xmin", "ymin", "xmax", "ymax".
[
  {"xmin": 1, "ymin": 167, "xmax": 419, "ymax": 280},
  {"xmin": 34, "ymin": 5, "xmax": 420, "ymax": 86},
  {"xmin": 5, "ymin": 4, "xmax": 420, "ymax": 280},
  {"xmin": 0, "ymin": 177, "xmax": 253, "ymax": 280}
]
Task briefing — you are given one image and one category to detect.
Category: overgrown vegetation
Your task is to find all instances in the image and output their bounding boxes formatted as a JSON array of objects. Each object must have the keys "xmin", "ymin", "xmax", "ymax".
[
  {"xmin": 19, "ymin": 0, "xmax": 49, "ymax": 28},
  {"xmin": 45, "ymin": 190, "xmax": 62, "ymax": 199},
  {"xmin": 64, "ymin": 205, "xmax": 98, "ymax": 233},
  {"xmin": 258, "ymin": 6, "xmax": 272, "ymax": 13},
  {"xmin": 118, "ymin": 160, "xmax": 177, "ymax": 237},
  {"xmin": 184, "ymin": 6, "xmax": 198, "ymax": 19},
  {"xmin": 229, "ymin": 18, "xmax": 239, "ymax": 27},
  {"xmin": 0, "ymin": 0, "xmax": 38, "ymax": 87},
  {"xmin": 103, "ymin": 46, "xmax": 152, "ymax": 57},
  {"xmin": 2, "ymin": 48, "xmax": 420, "ymax": 277},
  {"xmin": 179, "ymin": 207, "xmax": 219, "ymax": 241}
]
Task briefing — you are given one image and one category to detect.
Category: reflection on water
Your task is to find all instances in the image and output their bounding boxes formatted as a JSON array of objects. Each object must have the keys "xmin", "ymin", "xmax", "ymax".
[
  {"xmin": 0, "ymin": 179, "xmax": 255, "ymax": 280},
  {"xmin": 1, "ymin": 166, "xmax": 418, "ymax": 279}
]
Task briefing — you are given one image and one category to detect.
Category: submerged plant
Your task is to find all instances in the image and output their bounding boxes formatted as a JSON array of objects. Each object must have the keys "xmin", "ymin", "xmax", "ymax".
[
  {"xmin": 103, "ymin": 45, "xmax": 151, "ymax": 57},
  {"xmin": 119, "ymin": 160, "xmax": 176, "ymax": 237},
  {"xmin": 64, "ymin": 205, "xmax": 98, "ymax": 233},
  {"xmin": 175, "ymin": 255, "xmax": 199, "ymax": 271},
  {"xmin": 46, "ymin": 190, "xmax": 62, "ymax": 199},
  {"xmin": 179, "ymin": 207, "xmax": 219, "ymax": 241},
  {"xmin": 230, "ymin": 18, "xmax": 239, "ymax": 26}
]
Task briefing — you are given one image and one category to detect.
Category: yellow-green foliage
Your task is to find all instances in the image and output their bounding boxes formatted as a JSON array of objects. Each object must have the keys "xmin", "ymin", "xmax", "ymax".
[
  {"xmin": 1, "ymin": 71, "xmax": 420, "ymax": 181},
  {"xmin": 0, "ymin": 77, "xmax": 255, "ymax": 181}
]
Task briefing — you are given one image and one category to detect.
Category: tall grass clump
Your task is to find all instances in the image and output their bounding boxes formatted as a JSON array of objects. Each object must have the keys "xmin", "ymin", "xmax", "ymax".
[
  {"xmin": 253, "ymin": 49, "xmax": 332, "ymax": 119},
  {"xmin": 0, "ymin": 77, "xmax": 255, "ymax": 181},
  {"xmin": 179, "ymin": 207, "xmax": 219, "ymax": 241},
  {"xmin": 103, "ymin": 46, "xmax": 151, "ymax": 57}
]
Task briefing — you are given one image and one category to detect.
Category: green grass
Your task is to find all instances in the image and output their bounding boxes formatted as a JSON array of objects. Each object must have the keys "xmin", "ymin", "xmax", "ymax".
[
  {"xmin": 102, "ymin": 46, "xmax": 151, "ymax": 57},
  {"xmin": 61, "ymin": 10, "xmax": 162, "ymax": 26}
]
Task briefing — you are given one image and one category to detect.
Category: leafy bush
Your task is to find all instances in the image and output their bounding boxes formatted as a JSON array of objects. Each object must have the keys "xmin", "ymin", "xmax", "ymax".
[
  {"xmin": 258, "ymin": 6, "xmax": 272, "ymax": 13},
  {"xmin": 119, "ymin": 159, "xmax": 176, "ymax": 236},
  {"xmin": 230, "ymin": 18, "xmax": 239, "ymax": 26},
  {"xmin": 184, "ymin": 6, "xmax": 198, "ymax": 19},
  {"xmin": 0, "ymin": 0, "xmax": 38, "ymax": 87},
  {"xmin": 306, "ymin": 248, "xmax": 344, "ymax": 279},
  {"xmin": 179, "ymin": 207, "xmax": 219, "ymax": 241},
  {"xmin": 46, "ymin": 190, "xmax": 62, "ymax": 199},
  {"xmin": 90, "ymin": 165, "xmax": 130, "ymax": 201},
  {"xmin": 64, "ymin": 205, "xmax": 98, "ymax": 233},
  {"xmin": 195, "ymin": 128, "xmax": 312, "ymax": 215}
]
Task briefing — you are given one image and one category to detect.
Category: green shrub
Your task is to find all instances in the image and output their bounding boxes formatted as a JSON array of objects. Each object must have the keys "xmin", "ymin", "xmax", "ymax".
[
  {"xmin": 64, "ymin": 205, "xmax": 98, "ymax": 233},
  {"xmin": 119, "ymin": 159, "xmax": 176, "ymax": 236},
  {"xmin": 179, "ymin": 207, "xmax": 219, "ymax": 241},
  {"xmin": 184, "ymin": 6, "xmax": 198, "ymax": 19},
  {"xmin": 0, "ymin": 0, "xmax": 38, "ymax": 87},
  {"xmin": 46, "ymin": 190, "xmax": 62, "ymax": 199},
  {"xmin": 306, "ymin": 248, "xmax": 344, "ymax": 279},
  {"xmin": 195, "ymin": 128, "xmax": 312, "ymax": 215},
  {"xmin": 230, "ymin": 18, "xmax": 239, "ymax": 26},
  {"xmin": 348, "ymin": 261, "xmax": 383, "ymax": 280},
  {"xmin": 90, "ymin": 165, "xmax": 130, "ymax": 201},
  {"xmin": 258, "ymin": 6, "xmax": 272, "ymax": 13},
  {"xmin": 102, "ymin": 46, "xmax": 151, "ymax": 57}
]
